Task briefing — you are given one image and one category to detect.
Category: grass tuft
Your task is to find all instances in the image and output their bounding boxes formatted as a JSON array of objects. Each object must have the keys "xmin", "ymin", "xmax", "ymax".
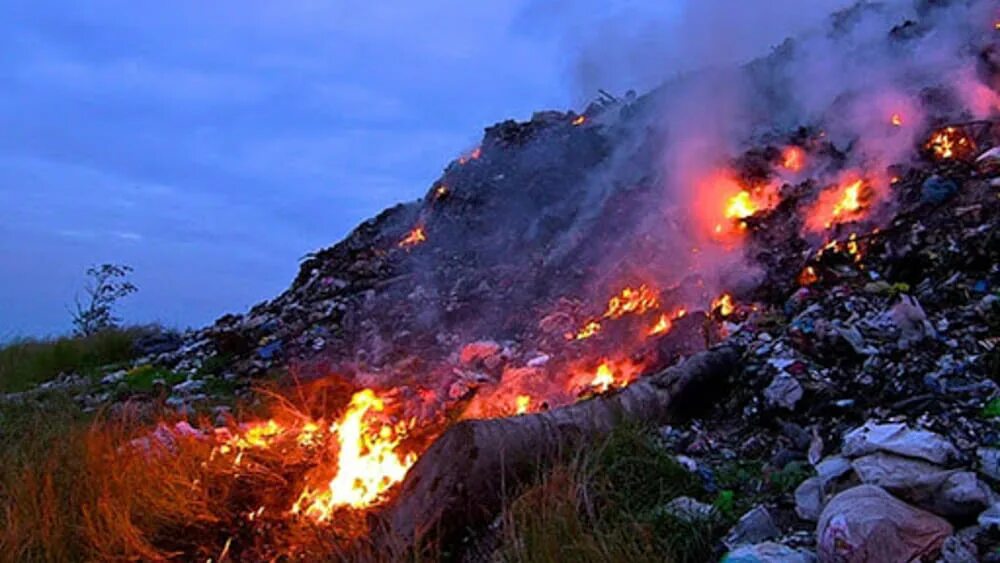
[
  {"xmin": 497, "ymin": 424, "xmax": 726, "ymax": 563},
  {"xmin": 0, "ymin": 328, "xmax": 146, "ymax": 393}
]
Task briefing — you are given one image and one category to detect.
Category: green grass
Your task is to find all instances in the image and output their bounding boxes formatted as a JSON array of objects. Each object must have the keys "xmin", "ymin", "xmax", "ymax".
[
  {"xmin": 122, "ymin": 364, "xmax": 186, "ymax": 392},
  {"xmin": 0, "ymin": 328, "xmax": 144, "ymax": 393},
  {"xmin": 497, "ymin": 424, "xmax": 728, "ymax": 563},
  {"xmin": 983, "ymin": 397, "xmax": 1000, "ymax": 418}
]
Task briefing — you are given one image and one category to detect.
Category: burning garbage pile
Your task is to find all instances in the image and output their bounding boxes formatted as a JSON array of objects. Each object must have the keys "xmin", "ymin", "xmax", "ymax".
[{"xmin": 7, "ymin": 1, "xmax": 1000, "ymax": 560}]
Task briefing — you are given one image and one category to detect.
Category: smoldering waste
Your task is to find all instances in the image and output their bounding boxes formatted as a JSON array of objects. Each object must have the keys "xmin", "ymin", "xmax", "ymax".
[{"xmin": 7, "ymin": 1, "xmax": 1000, "ymax": 560}]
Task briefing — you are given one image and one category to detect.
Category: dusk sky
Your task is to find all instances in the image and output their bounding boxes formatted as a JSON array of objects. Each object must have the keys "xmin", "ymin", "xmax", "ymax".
[{"xmin": 0, "ymin": 1, "xmax": 847, "ymax": 338}]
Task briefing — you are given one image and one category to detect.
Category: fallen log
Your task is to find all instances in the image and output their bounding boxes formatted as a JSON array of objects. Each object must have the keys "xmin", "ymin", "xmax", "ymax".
[{"xmin": 376, "ymin": 345, "xmax": 742, "ymax": 548}]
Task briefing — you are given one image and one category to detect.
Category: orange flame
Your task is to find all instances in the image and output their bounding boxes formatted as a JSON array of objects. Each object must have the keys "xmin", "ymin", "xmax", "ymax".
[
  {"xmin": 590, "ymin": 362, "xmax": 615, "ymax": 393},
  {"xmin": 798, "ymin": 266, "xmax": 819, "ymax": 286},
  {"xmin": 925, "ymin": 127, "xmax": 975, "ymax": 160},
  {"xmin": 398, "ymin": 227, "xmax": 427, "ymax": 248},
  {"xmin": 700, "ymin": 173, "xmax": 777, "ymax": 238},
  {"xmin": 891, "ymin": 113, "xmax": 903, "ymax": 127},
  {"xmin": 458, "ymin": 147, "xmax": 482, "ymax": 165},
  {"xmin": 781, "ymin": 146, "xmax": 806, "ymax": 172},
  {"xmin": 515, "ymin": 395, "xmax": 531, "ymax": 414},
  {"xmin": 434, "ymin": 185, "xmax": 449, "ymax": 199},
  {"xmin": 577, "ymin": 358, "xmax": 645, "ymax": 394},
  {"xmin": 712, "ymin": 294, "xmax": 735, "ymax": 317},
  {"xmin": 806, "ymin": 178, "xmax": 867, "ymax": 231},
  {"xmin": 571, "ymin": 320, "xmax": 603, "ymax": 341},
  {"xmin": 647, "ymin": 308, "xmax": 687, "ymax": 336},
  {"xmin": 604, "ymin": 285, "xmax": 659, "ymax": 319},
  {"xmin": 572, "ymin": 115, "xmax": 587, "ymax": 126},
  {"xmin": 292, "ymin": 389, "xmax": 417, "ymax": 519},
  {"xmin": 570, "ymin": 285, "xmax": 660, "ymax": 340}
]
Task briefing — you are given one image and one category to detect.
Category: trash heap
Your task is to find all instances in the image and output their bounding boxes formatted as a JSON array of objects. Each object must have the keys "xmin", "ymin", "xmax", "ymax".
[{"xmin": 3, "ymin": 1, "xmax": 999, "ymax": 560}]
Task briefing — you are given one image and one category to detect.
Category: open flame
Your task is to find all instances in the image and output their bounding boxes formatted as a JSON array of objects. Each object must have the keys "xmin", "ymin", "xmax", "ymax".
[
  {"xmin": 589, "ymin": 362, "xmax": 616, "ymax": 393},
  {"xmin": 805, "ymin": 178, "xmax": 868, "ymax": 231},
  {"xmin": 579, "ymin": 359, "xmax": 644, "ymax": 394},
  {"xmin": 399, "ymin": 226, "xmax": 427, "ymax": 248},
  {"xmin": 891, "ymin": 113, "xmax": 904, "ymax": 127},
  {"xmin": 711, "ymin": 293, "xmax": 735, "ymax": 317},
  {"xmin": 572, "ymin": 115, "xmax": 587, "ymax": 126},
  {"xmin": 515, "ymin": 395, "xmax": 531, "ymax": 414},
  {"xmin": 604, "ymin": 285, "xmax": 659, "ymax": 319},
  {"xmin": 700, "ymin": 173, "xmax": 778, "ymax": 238},
  {"xmin": 925, "ymin": 126, "xmax": 975, "ymax": 160},
  {"xmin": 781, "ymin": 146, "xmax": 806, "ymax": 172},
  {"xmin": 570, "ymin": 284, "xmax": 660, "ymax": 340},
  {"xmin": 292, "ymin": 389, "xmax": 417, "ymax": 519},
  {"xmin": 458, "ymin": 147, "xmax": 482, "ymax": 165},
  {"xmin": 648, "ymin": 308, "xmax": 687, "ymax": 336}
]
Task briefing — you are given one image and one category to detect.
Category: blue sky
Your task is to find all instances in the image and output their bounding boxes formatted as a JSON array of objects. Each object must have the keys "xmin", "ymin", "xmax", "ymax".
[{"xmin": 0, "ymin": 1, "xmax": 842, "ymax": 338}]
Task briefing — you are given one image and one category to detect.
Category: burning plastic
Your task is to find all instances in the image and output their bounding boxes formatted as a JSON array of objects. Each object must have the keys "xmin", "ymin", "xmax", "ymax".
[
  {"xmin": 399, "ymin": 226, "xmax": 427, "ymax": 248},
  {"xmin": 925, "ymin": 126, "xmax": 976, "ymax": 160},
  {"xmin": 806, "ymin": 178, "xmax": 869, "ymax": 231}
]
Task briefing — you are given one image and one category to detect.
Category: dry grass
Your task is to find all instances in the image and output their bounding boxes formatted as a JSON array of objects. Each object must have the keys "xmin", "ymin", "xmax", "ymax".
[
  {"xmin": 0, "ymin": 397, "xmax": 229, "ymax": 561},
  {"xmin": 0, "ymin": 387, "xmax": 439, "ymax": 562}
]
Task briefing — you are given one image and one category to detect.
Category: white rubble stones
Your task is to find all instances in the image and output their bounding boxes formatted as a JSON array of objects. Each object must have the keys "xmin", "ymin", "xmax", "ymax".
[{"xmin": 841, "ymin": 420, "xmax": 959, "ymax": 465}]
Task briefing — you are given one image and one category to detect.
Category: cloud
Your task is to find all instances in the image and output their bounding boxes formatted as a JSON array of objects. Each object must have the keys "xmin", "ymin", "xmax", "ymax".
[{"xmin": 0, "ymin": 0, "xmax": 569, "ymax": 335}]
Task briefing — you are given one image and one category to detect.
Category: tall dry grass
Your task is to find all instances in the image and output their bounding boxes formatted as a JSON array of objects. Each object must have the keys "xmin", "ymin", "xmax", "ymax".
[{"xmin": 0, "ymin": 397, "xmax": 231, "ymax": 561}]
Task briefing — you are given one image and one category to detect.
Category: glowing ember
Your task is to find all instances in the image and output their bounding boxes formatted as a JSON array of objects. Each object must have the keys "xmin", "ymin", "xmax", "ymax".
[
  {"xmin": 891, "ymin": 113, "xmax": 903, "ymax": 127},
  {"xmin": 515, "ymin": 395, "xmax": 531, "ymax": 415},
  {"xmin": 806, "ymin": 178, "xmax": 868, "ymax": 231},
  {"xmin": 458, "ymin": 147, "xmax": 482, "ymax": 165},
  {"xmin": 798, "ymin": 266, "xmax": 819, "ymax": 286},
  {"xmin": 398, "ymin": 227, "xmax": 427, "ymax": 248},
  {"xmin": 570, "ymin": 285, "xmax": 660, "ymax": 340},
  {"xmin": 570, "ymin": 320, "xmax": 602, "ymax": 341},
  {"xmin": 925, "ymin": 127, "xmax": 975, "ymax": 160},
  {"xmin": 572, "ymin": 115, "xmax": 587, "ymax": 126},
  {"xmin": 846, "ymin": 233, "xmax": 862, "ymax": 262},
  {"xmin": 434, "ymin": 185, "xmax": 449, "ymax": 199},
  {"xmin": 648, "ymin": 308, "xmax": 687, "ymax": 336},
  {"xmin": 292, "ymin": 389, "xmax": 417, "ymax": 519},
  {"xmin": 781, "ymin": 146, "xmax": 806, "ymax": 172},
  {"xmin": 604, "ymin": 285, "xmax": 660, "ymax": 319},
  {"xmin": 712, "ymin": 294, "xmax": 735, "ymax": 317}
]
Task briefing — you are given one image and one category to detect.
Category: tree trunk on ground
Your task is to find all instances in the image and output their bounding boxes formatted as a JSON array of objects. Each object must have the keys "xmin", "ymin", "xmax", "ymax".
[{"xmin": 375, "ymin": 345, "xmax": 742, "ymax": 548}]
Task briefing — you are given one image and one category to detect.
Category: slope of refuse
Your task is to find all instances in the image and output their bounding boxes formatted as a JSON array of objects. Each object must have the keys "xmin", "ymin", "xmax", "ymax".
[{"xmin": 4, "ymin": 1, "xmax": 999, "ymax": 560}]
